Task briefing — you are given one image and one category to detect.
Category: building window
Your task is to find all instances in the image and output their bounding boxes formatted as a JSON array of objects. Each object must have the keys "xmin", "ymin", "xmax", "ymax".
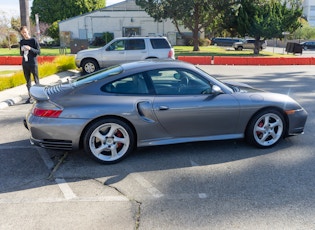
[{"xmin": 123, "ymin": 27, "xmax": 141, "ymax": 37}]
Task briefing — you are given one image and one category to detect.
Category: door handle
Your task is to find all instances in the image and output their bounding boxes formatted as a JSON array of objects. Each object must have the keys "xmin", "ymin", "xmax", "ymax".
[{"xmin": 159, "ymin": 106, "xmax": 169, "ymax": 110}]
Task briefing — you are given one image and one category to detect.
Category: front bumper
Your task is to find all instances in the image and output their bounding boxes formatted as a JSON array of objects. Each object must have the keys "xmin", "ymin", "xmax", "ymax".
[{"xmin": 287, "ymin": 108, "xmax": 308, "ymax": 136}]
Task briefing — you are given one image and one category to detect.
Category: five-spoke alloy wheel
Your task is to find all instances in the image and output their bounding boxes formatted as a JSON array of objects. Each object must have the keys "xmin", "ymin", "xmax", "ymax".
[
  {"xmin": 246, "ymin": 109, "xmax": 285, "ymax": 148},
  {"xmin": 83, "ymin": 118, "xmax": 135, "ymax": 164}
]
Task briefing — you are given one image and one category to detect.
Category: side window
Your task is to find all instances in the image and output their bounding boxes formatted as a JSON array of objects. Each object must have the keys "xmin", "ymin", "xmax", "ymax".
[
  {"xmin": 106, "ymin": 40, "xmax": 125, "ymax": 51},
  {"xmin": 102, "ymin": 73, "xmax": 148, "ymax": 94},
  {"xmin": 146, "ymin": 69, "xmax": 210, "ymax": 95},
  {"xmin": 150, "ymin": 38, "xmax": 171, "ymax": 49},
  {"xmin": 125, "ymin": 39, "xmax": 145, "ymax": 50}
]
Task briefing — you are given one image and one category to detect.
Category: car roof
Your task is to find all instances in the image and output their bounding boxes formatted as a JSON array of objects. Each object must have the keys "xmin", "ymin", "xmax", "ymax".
[
  {"xmin": 119, "ymin": 59, "xmax": 195, "ymax": 71},
  {"xmin": 113, "ymin": 36, "xmax": 168, "ymax": 40}
]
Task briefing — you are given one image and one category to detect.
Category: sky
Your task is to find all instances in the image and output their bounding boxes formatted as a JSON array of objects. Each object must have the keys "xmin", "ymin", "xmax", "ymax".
[{"xmin": 0, "ymin": 0, "xmax": 124, "ymax": 18}]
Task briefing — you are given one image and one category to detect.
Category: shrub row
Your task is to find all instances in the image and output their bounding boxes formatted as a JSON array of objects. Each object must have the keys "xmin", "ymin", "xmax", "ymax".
[{"xmin": 0, "ymin": 55, "xmax": 76, "ymax": 91}]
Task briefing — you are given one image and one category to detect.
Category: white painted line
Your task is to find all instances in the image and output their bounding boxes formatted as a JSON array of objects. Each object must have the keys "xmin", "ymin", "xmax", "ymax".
[
  {"xmin": 55, "ymin": 178, "xmax": 77, "ymax": 200},
  {"xmin": 190, "ymin": 159, "xmax": 199, "ymax": 167},
  {"xmin": 130, "ymin": 173, "xmax": 164, "ymax": 198},
  {"xmin": 198, "ymin": 193, "xmax": 207, "ymax": 199},
  {"xmin": 0, "ymin": 145, "xmax": 33, "ymax": 150},
  {"xmin": 0, "ymin": 196, "xmax": 129, "ymax": 204}
]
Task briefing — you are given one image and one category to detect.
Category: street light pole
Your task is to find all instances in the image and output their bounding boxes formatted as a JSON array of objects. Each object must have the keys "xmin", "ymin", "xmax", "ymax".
[{"xmin": 19, "ymin": 0, "xmax": 30, "ymax": 31}]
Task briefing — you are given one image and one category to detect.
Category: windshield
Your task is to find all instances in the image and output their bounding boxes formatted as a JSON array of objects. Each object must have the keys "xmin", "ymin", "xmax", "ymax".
[
  {"xmin": 196, "ymin": 66, "xmax": 234, "ymax": 93},
  {"xmin": 72, "ymin": 65, "xmax": 123, "ymax": 87}
]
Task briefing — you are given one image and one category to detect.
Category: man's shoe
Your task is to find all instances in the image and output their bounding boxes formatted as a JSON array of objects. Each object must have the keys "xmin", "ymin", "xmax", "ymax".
[
  {"xmin": 25, "ymin": 98, "xmax": 34, "ymax": 104},
  {"xmin": 25, "ymin": 98, "xmax": 31, "ymax": 104}
]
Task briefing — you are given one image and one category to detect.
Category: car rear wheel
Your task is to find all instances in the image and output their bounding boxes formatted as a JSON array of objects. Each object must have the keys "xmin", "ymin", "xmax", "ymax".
[
  {"xmin": 83, "ymin": 118, "xmax": 135, "ymax": 164},
  {"xmin": 82, "ymin": 59, "xmax": 99, "ymax": 74},
  {"xmin": 237, "ymin": 46, "xmax": 243, "ymax": 51},
  {"xmin": 246, "ymin": 109, "xmax": 285, "ymax": 148}
]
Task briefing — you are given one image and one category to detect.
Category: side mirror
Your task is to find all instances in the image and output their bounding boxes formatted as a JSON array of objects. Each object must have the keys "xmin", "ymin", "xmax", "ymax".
[
  {"xmin": 202, "ymin": 85, "xmax": 223, "ymax": 95},
  {"xmin": 212, "ymin": 85, "xmax": 223, "ymax": 95}
]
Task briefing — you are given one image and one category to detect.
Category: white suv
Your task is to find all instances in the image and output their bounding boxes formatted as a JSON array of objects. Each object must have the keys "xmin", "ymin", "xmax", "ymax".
[{"xmin": 75, "ymin": 37, "xmax": 175, "ymax": 74}]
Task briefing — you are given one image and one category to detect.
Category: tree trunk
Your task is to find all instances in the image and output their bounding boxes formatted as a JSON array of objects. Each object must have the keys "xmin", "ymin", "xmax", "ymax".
[
  {"xmin": 192, "ymin": 29, "xmax": 200, "ymax": 51},
  {"xmin": 254, "ymin": 37, "xmax": 261, "ymax": 55}
]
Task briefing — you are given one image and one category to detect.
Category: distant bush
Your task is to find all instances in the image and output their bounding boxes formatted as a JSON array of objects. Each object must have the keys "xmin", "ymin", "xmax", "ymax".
[{"xmin": 186, "ymin": 38, "xmax": 211, "ymax": 46}]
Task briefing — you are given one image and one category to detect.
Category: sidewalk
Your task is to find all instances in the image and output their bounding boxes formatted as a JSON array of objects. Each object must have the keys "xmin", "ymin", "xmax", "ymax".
[{"xmin": 0, "ymin": 70, "xmax": 78, "ymax": 109}]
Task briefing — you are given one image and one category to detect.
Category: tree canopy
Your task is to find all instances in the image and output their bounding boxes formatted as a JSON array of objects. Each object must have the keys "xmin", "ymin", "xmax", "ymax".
[
  {"xmin": 31, "ymin": 0, "xmax": 105, "ymax": 24},
  {"xmin": 226, "ymin": 0, "xmax": 303, "ymax": 53},
  {"xmin": 136, "ymin": 0, "xmax": 303, "ymax": 53},
  {"xmin": 136, "ymin": 0, "xmax": 235, "ymax": 51}
]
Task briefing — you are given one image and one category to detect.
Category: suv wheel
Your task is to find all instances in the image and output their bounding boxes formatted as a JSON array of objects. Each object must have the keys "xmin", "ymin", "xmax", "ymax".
[{"xmin": 82, "ymin": 59, "xmax": 99, "ymax": 74}]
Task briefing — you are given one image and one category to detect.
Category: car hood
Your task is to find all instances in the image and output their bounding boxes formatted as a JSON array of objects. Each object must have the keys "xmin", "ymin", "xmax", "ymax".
[
  {"xmin": 223, "ymin": 81, "xmax": 263, "ymax": 93},
  {"xmin": 77, "ymin": 47, "xmax": 101, "ymax": 56}
]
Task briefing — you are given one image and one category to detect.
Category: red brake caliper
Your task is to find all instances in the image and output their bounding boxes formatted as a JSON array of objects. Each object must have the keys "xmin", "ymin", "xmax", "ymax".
[
  {"xmin": 257, "ymin": 120, "xmax": 264, "ymax": 138},
  {"xmin": 115, "ymin": 130, "xmax": 123, "ymax": 150}
]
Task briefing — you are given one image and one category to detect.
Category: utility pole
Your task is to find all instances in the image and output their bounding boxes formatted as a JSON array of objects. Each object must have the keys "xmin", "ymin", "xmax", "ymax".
[{"xmin": 19, "ymin": 0, "xmax": 30, "ymax": 31}]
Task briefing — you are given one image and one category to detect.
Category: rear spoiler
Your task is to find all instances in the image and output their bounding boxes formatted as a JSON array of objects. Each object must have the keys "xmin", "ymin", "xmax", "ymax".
[{"xmin": 30, "ymin": 85, "xmax": 50, "ymax": 101}]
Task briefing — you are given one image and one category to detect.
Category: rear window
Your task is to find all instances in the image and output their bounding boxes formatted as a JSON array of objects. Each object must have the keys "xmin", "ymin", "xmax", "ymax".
[
  {"xmin": 150, "ymin": 38, "xmax": 171, "ymax": 49},
  {"xmin": 72, "ymin": 65, "xmax": 123, "ymax": 87}
]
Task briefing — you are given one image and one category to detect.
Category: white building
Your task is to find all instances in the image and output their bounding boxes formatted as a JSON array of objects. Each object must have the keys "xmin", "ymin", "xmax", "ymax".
[
  {"xmin": 303, "ymin": 0, "xmax": 315, "ymax": 26},
  {"xmin": 59, "ymin": 0, "xmax": 189, "ymax": 47}
]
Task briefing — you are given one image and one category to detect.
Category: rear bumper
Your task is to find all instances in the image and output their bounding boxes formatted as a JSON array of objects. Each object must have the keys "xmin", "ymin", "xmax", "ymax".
[
  {"xmin": 30, "ymin": 137, "xmax": 73, "ymax": 150},
  {"xmin": 23, "ymin": 115, "xmax": 88, "ymax": 151}
]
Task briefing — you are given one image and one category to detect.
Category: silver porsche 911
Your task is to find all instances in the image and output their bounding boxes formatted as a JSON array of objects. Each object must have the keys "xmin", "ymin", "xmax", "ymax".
[{"xmin": 24, "ymin": 60, "xmax": 308, "ymax": 164}]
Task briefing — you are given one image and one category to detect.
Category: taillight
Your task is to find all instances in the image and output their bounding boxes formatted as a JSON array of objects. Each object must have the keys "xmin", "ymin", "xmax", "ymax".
[
  {"xmin": 33, "ymin": 108, "xmax": 62, "ymax": 118},
  {"xmin": 168, "ymin": 50, "xmax": 174, "ymax": 59}
]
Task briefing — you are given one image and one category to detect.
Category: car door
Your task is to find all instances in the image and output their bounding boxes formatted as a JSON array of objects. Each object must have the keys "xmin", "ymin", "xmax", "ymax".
[
  {"xmin": 124, "ymin": 39, "xmax": 148, "ymax": 62},
  {"xmin": 147, "ymin": 68, "xmax": 240, "ymax": 138},
  {"xmin": 102, "ymin": 39, "xmax": 126, "ymax": 66}
]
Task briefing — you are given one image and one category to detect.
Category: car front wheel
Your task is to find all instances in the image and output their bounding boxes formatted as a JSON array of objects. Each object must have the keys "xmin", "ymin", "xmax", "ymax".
[
  {"xmin": 246, "ymin": 109, "xmax": 285, "ymax": 148},
  {"xmin": 82, "ymin": 59, "xmax": 99, "ymax": 74},
  {"xmin": 83, "ymin": 118, "xmax": 135, "ymax": 164}
]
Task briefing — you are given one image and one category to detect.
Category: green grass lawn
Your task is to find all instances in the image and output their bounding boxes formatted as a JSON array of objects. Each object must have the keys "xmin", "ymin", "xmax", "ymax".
[
  {"xmin": 0, "ymin": 70, "xmax": 17, "ymax": 77},
  {"xmin": 0, "ymin": 47, "xmax": 72, "ymax": 56},
  {"xmin": 174, "ymin": 46, "xmax": 283, "ymax": 57},
  {"xmin": 0, "ymin": 46, "xmax": 284, "ymax": 57}
]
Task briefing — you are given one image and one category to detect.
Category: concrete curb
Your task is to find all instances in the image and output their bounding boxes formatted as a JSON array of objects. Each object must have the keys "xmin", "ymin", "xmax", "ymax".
[{"xmin": 0, "ymin": 96, "xmax": 24, "ymax": 109}]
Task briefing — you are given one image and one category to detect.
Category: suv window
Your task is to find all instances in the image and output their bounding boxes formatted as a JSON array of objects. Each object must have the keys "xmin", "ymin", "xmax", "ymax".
[
  {"xmin": 107, "ymin": 40, "xmax": 125, "ymax": 51},
  {"xmin": 150, "ymin": 38, "xmax": 171, "ymax": 49},
  {"xmin": 126, "ymin": 39, "xmax": 145, "ymax": 50},
  {"xmin": 107, "ymin": 39, "xmax": 146, "ymax": 51}
]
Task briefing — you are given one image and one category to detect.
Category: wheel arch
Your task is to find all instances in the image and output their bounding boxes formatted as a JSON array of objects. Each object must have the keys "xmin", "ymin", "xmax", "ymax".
[
  {"xmin": 79, "ymin": 115, "xmax": 137, "ymax": 149},
  {"xmin": 244, "ymin": 106, "xmax": 289, "ymax": 138},
  {"xmin": 80, "ymin": 57, "xmax": 100, "ymax": 68}
]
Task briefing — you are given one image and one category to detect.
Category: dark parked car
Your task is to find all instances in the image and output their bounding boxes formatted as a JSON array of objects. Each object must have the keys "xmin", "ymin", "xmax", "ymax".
[
  {"xmin": 210, "ymin": 37, "xmax": 243, "ymax": 47},
  {"xmin": 24, "ymin": 60, "xmax": 308, "ymax": 164},
  {"xmin": 300, "ymin": 41, "xmax": 315, "ymax": 50}
]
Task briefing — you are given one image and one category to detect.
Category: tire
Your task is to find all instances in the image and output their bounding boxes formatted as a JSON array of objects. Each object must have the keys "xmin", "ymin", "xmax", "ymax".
[
  {"xmin": 237, "ymin": 46, "xmax": 243, "ymax": 51},
  {"xmin": 82, "ymin": 59, "xmax": 99, "ymax": 74},
  {"xmin": 246, "ymin": 109, "xmax": 285, "ymax": 148},
  {"xmin": 83, "ymin": 118, "xmax": 135, "ymax": 164}
]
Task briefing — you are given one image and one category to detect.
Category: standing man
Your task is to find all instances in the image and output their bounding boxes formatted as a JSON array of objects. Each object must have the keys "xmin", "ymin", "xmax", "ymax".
[{"xmin": 19, "ymin": 26, "xmax": 40, "ymax": 103}]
